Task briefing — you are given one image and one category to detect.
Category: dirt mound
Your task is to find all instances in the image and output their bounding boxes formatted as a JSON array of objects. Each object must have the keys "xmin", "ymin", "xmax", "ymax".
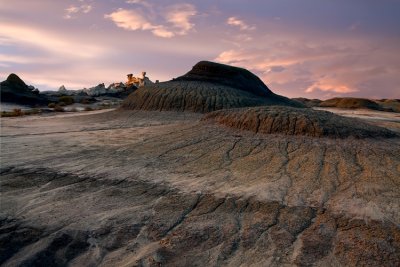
[
  {"xmin": 319, "ymin": 97, "xmax": 382, "ymax": 110},
  {"xmin": 203, "ymin": 106, "xmax": 397, "ymax": 138},
  {"xmin": 121, "ymin": 61, "xmax": 303, "ymax": 113}
]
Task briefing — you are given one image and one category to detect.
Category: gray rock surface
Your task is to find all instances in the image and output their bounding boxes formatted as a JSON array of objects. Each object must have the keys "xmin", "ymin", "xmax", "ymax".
[{"xmin": 1, "ymin": 110, "xmax": 399, "ymax": 266}]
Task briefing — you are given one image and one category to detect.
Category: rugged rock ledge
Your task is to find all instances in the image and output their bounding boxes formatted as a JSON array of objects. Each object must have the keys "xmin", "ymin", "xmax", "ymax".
[{"xmin": 203, "ymin": 106, "xmax": 398, "ymax": 138}]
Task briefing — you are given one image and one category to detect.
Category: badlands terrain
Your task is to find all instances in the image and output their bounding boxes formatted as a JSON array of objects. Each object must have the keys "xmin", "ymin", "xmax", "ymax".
[{"xmin": 1, "ymin": 62, "xmax": 400, "ymax": 266}]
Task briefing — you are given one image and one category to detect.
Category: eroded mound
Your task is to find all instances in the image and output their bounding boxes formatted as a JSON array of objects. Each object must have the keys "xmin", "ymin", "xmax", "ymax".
[
  {"xmin": 320, "ymin": 97, "xmax": 382, "ymax": 110},
  {"xmin": 121, "ymin": 81, "xmax": 300, "ymax": 113},
  {"xmin": 121, "ymin": 61, "xmax": 302, "ymax": 113},
  {"xmin": 203, "ymin": 106, "xmax": 398, "ymax": 138}
]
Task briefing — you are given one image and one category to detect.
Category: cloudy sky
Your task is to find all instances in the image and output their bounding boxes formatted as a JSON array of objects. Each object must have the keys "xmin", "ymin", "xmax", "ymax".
[{"xmin": 1, "ymin": 0, "xmax": 399, "ymax": 99}]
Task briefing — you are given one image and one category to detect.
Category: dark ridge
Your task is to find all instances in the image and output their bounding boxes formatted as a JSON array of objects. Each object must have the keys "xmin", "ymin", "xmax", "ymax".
[
  {"xmin": 121, "ymin": 61, "xmax": 303, "ymax": 113},
  {"xmin": 4, "ymin": 73, "xmax": 27, "ymax": 90},
  {"xmin": 203, "ymin": 106, "xmax": 398, "ymax": 139},
  {"xmin": 176, "ymin": 61, "xmax": 273, "ymax": 97},
  {"xmin": 1, "ymin": 73, "xmax": 49, "ymax": 105}
]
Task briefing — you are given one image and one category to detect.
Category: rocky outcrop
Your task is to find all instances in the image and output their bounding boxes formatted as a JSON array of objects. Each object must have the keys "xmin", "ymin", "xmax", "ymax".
[
  {"xmin": 126, "ymin": 72, "xmax": 153, "ymax": 87},
  {"xmin": 0, "ymin": 74, "xmax": 49, "ymax": 106},
  {"xmin": 203, "ymin": 106, "xmax": 398, "ymax": 138},
  {"xmin": 121, "ymin": 61, "xmax": 303, "ymax": 112}
]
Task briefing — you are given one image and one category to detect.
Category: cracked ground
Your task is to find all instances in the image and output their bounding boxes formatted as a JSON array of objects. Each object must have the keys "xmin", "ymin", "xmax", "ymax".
[{"xmin": 1, "ymin": 110, "xmax": 400, "ymax": 266}]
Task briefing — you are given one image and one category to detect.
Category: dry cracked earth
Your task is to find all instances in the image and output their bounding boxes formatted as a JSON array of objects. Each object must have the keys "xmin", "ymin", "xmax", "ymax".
[{"xmin": 1, "ymin": 109, "xmax": 400, "ymax": 266}]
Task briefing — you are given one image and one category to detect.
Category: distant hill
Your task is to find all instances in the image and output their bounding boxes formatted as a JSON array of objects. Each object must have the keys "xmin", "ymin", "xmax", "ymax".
[
  {"xmin": 294, "ymin": 97, "xmax": 400, "ymax": 112},
  {"xmin": 121, "ymin": 61, "xmax": 303, "ymax": 113},
  {"xmin": 0, "ymin": 74, "xmax": 50, "ymax": 106},
  {"xmin": 292, "ymin": 98, "xmax": 322, "ymax": 107},
  {"xmin": 0, "ymin": 73, "xmax": 138, "ymax": 108}
]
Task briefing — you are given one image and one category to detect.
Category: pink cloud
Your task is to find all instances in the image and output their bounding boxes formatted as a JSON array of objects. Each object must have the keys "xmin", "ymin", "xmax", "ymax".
[
  {"xmin": 227, "ymin": 17, "xmax": 255, "ymax": 31},
  {"xmin": 105, "ymin": 3, "xmax": 197, "ymax": 38}
]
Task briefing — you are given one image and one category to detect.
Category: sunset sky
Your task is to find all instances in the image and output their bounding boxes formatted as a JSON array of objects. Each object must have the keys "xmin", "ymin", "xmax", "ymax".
[{"xmin": 1, "ymin": 0, "xmax": 399, "ymax": 99}]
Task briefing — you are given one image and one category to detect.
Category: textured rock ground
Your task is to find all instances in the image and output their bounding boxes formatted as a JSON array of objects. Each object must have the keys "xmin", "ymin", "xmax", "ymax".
[
  {"xmin": 121, "ymin": 61, "xmax": 302, "ymax": 112},
  {"xmin": 203, "ymin": 106, "xmax": 398, "ymax": 138},
  {"xmin": 1, "ymin": 110, "xmax": 399, "ymax": 266}
]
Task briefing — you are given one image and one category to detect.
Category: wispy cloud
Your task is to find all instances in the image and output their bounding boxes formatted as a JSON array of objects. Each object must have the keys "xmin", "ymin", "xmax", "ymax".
[
  {"xmin": 105, "ymin": 3, "xmax": 197, "ymax": 38},
  {"xmin": 104, "ymin": 9, "xmax": 153, "ymax": 31},
  {"xmin": 227, "ymin": 17, "xmax": 255, "ymax": 31},
  {"xmin": 165, "ymin": 4, "xmax": 197, "ymax": 35},
  {"xmin": 0, "ymin": 23, "xmax": 107, "ymax": 59},
  {"xmin": 104, "ymin": 8, "xmax": 175, "ymax": 38},
  {"xmin": 64, "ymin": 4, "xmax": 93, "ymax": 19},
  {"xmin": 125, "ymin": 0, "xmax": 153, "ymax": 9}
]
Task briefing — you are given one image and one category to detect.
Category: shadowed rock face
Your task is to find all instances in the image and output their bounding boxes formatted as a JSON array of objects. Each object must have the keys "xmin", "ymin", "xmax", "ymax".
[
  {"xmin": 176, "ymin": 61, "xmax": 272, "ymax": 97},
  {"xmin": 203, "ymin": 106, "xmax": 398, "ymax": 138},
  {"xmin": 121, "ymin": 61, "xmax": 303, "ymax": 113},
  {"xmin": 0, "ymin": 73, "xmax": 49, "ymax": 105}
]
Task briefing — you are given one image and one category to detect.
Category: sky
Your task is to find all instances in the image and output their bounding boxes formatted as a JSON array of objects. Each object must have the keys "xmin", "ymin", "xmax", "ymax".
[{"xmin": 1, "ymin": 0, "xmax": 399, "ymax": 99}]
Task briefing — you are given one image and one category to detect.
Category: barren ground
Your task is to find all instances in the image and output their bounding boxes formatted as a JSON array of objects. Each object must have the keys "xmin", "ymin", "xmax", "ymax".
[{"xmin": 1, "ymin": 109, "xmax": 400, "ymax": 266}]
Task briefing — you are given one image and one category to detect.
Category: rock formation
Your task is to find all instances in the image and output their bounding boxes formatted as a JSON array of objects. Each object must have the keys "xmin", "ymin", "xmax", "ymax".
[
  {"xmin": 121, "ymin": 61, "xmax": 303, "ymax": 112},
  {"xmin": 126, "ymin": 71, "xmax": 153, "ymax": 87},
  {"xmin": 0, "ymin": 73, "xmax": 49, "ymax": 105},
  {"xmin": 203, "ymin": 106, "xmax": 398, "ymax": 138}
]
